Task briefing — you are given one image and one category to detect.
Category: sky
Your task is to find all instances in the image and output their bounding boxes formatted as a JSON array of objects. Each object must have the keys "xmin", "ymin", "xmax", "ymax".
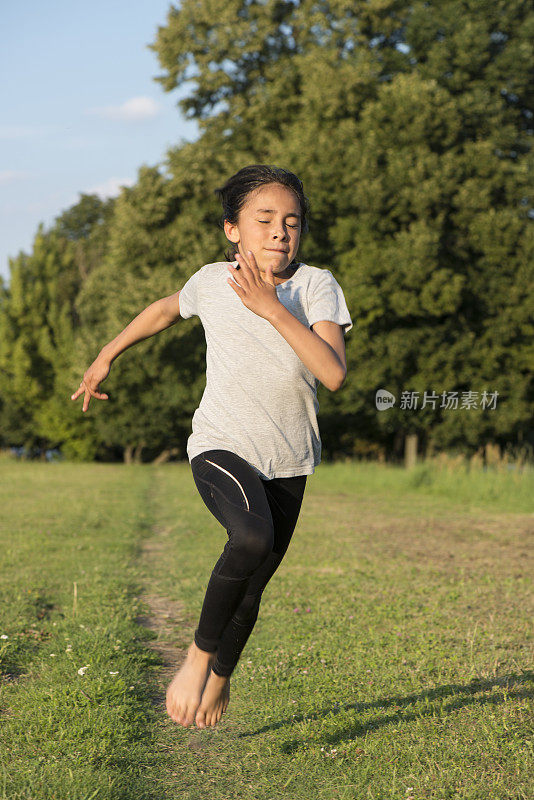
[{"xmin": 0, "ymin": 0, "xmax": 198, "ymax": 283}]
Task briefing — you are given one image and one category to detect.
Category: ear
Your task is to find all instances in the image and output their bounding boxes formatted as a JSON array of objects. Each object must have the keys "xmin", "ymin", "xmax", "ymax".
[{"xmin": 223, "ymin": 219, "xmax": 240, "ymax": 245}]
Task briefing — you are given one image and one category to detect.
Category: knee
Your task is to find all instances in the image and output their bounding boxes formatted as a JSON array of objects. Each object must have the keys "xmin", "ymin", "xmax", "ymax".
[{"xmin": 231, "ymin": 518, "xmax": 274, "ymax": 575}]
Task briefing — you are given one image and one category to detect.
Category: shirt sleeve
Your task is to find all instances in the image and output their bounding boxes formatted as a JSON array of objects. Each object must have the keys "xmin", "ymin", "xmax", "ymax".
[
  {"xmin": 307, "ymin": 269, "xmax": 353, "ymax": 335},
  {"xmin": 178, "ymin": 267, "xmax": 203, "ymax": 319}
]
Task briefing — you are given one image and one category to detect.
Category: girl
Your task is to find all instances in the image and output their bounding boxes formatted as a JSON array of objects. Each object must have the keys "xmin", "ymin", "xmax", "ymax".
[{"xmin": 71, "ymin": 164, "xmax": 353, "ymax": 730}]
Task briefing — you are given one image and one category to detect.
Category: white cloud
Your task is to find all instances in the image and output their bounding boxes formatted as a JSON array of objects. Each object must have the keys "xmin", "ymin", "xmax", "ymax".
[
  {"xmin": 86, "ymin": 177, "xmax": 135, "ymax": 199},
  {"xmin": 0, "ymin": 170, "xmax": 31, "ymax": 185},
  {"xmin": 87, "ymin": 96, "xmax": 161, "ymax": 122}
]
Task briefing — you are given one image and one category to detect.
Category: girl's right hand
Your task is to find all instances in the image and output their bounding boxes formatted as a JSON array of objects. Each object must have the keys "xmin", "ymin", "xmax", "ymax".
[{"xmin": 70, "ymin": 357, "xmax": 111, "ymax": 412}]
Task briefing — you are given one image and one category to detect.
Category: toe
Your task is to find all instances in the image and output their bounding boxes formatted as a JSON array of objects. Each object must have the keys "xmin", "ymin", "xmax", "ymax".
[
  {"xmin": 185, "ymin": 702, "xmax": 199, "ymax": 727},
  {"xmin": 195, "ymin": 709, "xmax": 207, "ymax": 729}
]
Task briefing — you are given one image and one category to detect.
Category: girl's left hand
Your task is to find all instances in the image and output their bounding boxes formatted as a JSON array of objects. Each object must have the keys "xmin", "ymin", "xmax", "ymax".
[{"xmin": 226, "ymin": 250, "xmax": 281, "ymax": 321}]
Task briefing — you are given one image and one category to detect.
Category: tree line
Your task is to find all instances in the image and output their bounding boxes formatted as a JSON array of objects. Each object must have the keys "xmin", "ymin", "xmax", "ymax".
[{"xmin": 1, "ymin": 0, "xmax": 532, "ymax": 463}]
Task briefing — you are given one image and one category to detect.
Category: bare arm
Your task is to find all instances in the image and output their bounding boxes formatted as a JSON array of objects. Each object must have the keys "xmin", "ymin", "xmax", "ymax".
[
  {"xmin": 100, "ymin": 291, "xmax": 182, "ymax": 364},
  {"xmin": 225, "ymin": 253, "xmax": 347, "ymax": 392},
  {"xmin": 70, "ymin": 291, "xmax": 182, "ymax": 412},
  {"xmin": 268, "ymin": 306, "xmax": 347, "ymax": 392}
]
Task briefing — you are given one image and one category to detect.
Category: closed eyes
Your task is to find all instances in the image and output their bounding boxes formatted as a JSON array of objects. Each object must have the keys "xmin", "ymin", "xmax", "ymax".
[{"xmin": 258, "ymin": 220, "xmax": 299, "ymax": 228}]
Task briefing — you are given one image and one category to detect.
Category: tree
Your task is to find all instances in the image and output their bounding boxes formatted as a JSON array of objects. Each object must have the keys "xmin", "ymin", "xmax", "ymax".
[
  {"xmin": 74, "ymin": 165, "xmax": 213, "ymax": 461},
  {"xmin": 2, "ymin": 0, "xmax": 531, "ymax": 462},
  {"xmin": 152, "ymin": 0, "xmax": 534, "ymax": 459},
  {"xmin": 0, "ymin": 195, "xmax": 116, "ymax": 459}
]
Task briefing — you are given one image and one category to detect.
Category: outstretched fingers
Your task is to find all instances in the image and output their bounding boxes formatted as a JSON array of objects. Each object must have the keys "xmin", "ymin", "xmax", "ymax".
[{"xmin": 70, "ymin": 382, "xmax": 108, "ymax": 412}]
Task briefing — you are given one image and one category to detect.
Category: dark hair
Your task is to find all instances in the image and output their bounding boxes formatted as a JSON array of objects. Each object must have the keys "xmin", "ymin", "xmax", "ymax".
[{"xmin": 214, "ymin": 164, "xmax": 310, "ymax": 263}]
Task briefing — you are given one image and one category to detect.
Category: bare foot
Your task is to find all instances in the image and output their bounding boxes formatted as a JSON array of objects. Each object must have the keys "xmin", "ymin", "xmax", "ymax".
[
  {"xmin": 195, "ymin": 669, "xmax": 231, "ymax": 728},
  {"xmin": 166, "ymin": 641, "xmax": 216, "ymax": 727}
]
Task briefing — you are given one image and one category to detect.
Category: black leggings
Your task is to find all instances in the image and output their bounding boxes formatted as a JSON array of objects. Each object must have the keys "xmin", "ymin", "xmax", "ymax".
[{"xmin": 190, "ymin": 449, "xmax": 307, "ymax": 677}]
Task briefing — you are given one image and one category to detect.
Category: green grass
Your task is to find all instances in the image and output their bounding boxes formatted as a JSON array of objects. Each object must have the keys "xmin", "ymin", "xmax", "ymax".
[
  {"xmin": 0, "ymin": 460, "xmax": 166, "ymax": 799},
  {"xmin": 314, "ymin": 456, "xmax": 534, "ymax": 514},
  {"xmin": 0, "ymin": 455, "xmax": 532, "ymax": 799}
]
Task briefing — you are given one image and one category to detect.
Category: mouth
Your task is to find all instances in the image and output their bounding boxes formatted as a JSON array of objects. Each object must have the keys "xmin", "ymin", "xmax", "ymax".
[{"xmin": 265, "ymin": 248, "xmax": 289, "ymax": 254}]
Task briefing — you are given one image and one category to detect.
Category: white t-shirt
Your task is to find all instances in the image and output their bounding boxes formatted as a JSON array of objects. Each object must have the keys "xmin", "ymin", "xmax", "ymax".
[{"xmin": 178, "ymin": 260, "xmax": 353, "ymax": 479}]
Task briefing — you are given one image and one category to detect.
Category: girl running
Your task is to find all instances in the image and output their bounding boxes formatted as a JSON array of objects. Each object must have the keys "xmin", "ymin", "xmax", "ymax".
[{"xmin": 71, "ymin": 164, "xmax": 352, "ymax": 730}]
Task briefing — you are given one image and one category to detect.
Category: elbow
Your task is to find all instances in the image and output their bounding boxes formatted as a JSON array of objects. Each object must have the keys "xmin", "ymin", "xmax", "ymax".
[{"xmin": 329, "ymin": 367, "xmax": 347, "ymax": 392}]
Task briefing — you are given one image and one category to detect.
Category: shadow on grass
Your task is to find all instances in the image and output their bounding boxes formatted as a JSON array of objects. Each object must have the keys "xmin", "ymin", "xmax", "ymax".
[
  {"xmin": 0, "ymin": 590, "xmax": 58, "ymax": 681},
  {"xmin": 237, "ymin": 670, "xmax": 534, "ymax": 750}
]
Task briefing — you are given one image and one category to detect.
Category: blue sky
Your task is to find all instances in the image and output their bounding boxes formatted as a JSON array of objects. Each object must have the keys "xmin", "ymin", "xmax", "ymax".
[{"xmin": 1, "ymin": 0, "xmax": 198, "ymax": 283}]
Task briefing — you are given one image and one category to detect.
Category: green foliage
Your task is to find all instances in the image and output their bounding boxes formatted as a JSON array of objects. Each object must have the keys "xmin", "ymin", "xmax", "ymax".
[
  {"xmin": 74, "ymin": 165, "xmax": 210, "ymax": 461},
  {"xmin": 0, "ymin": 0, "xmax": 532, "ymax": 461},
  {"xmin": 0, "ymin": 199, "xmax": 110, "ymax": 458}
]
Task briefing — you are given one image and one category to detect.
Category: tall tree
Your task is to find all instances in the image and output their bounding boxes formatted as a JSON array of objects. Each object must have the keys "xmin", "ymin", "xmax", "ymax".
[
  {"xmin": 2, "ymin": 1, "xmax": 531, "ymax": 462},
  {"xmin": 152, "ymin": 0, "xmax": 534, "ymax": 459},
  {"xmin": 75, "ymin": 166, "xmax": 213, "ymax": 461},
  {"xmin": 0, "ymin": 195, "xmax": 115, "ymax": 460}
]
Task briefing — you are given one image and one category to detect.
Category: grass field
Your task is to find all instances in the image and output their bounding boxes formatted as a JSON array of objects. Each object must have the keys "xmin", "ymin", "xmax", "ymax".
[{"xmin": 0, "ymin": 455, "xmax": 532, "ymax": 800}]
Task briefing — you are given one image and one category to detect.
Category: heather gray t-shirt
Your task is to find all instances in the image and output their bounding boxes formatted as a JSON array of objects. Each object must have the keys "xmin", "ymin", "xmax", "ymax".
[{"xmin": 178, "ymin": 259, "xmax": 353, "ymax": 480}]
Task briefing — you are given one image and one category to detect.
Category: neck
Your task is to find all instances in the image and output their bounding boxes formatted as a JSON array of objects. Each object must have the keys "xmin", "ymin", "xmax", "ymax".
[{"xmin": 273, "ymin": 262, "xmax": 298, "ymax": 285}]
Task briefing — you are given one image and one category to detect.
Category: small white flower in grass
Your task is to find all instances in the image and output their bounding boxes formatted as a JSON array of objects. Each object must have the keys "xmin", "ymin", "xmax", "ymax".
[
  {"xmin": 77, "ymin": 665, "xmax": 89, "ymax": 676},
  {"xmin": 320, "ymin": 746, "xmax": 339, "ymax": 758},
  {"xmin": 49, "ymin": 653, "xmax": 56, "ymax": 657},
  {"xmin": 66, "ymin": 645, "xmax": 72, "ymax": 652},
  {"xmin": 109, "ymin": 671, "xmax": 119, "ymax": 675},
  {"xmin": 1, "ymin": 634, "xmax": 8, "ymax": 639},
  {"xmin": 129, "ymin": 685, "xmax": 134, "ymax": 690}
]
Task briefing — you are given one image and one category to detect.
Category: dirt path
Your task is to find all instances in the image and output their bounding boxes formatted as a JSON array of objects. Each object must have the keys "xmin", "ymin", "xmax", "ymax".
[
  {"xmin": 132, "ymin": 516, "xmax": 239, "ymax": 752},
  {"xmin": 134, "ymin": 523, "xmax": 191, "ymax": 713}
]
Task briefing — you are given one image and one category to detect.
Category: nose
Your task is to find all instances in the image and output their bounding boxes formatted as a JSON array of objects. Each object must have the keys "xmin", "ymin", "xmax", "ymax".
[{"xmin": 271, "ymin": 222, "xmax": 289, "ymax": 241}]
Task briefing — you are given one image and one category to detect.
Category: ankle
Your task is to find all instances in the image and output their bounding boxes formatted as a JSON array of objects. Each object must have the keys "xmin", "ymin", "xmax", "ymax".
[
  {"xmin": 190, "ymin": 641, "xmax": 216, "ymax": 661},
  {"xmin": 210, "ymin": 670, "xmax": 230, "ymax": 683}
]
